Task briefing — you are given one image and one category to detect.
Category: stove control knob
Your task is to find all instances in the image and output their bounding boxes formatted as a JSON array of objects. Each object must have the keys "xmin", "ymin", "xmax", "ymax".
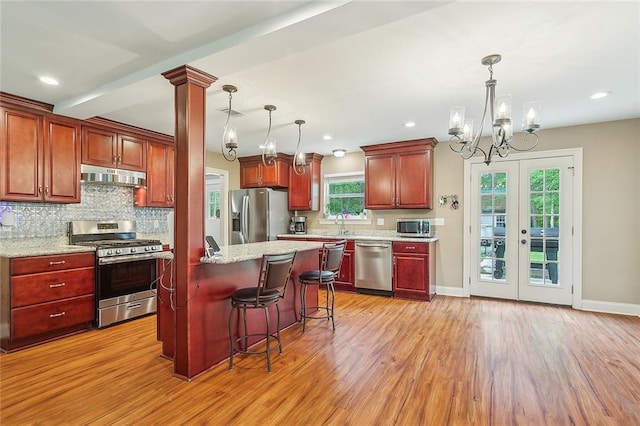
[
  {"xmin": 106, "ymin": 250, "xmax": 113, "ymax": 255},
  {"xmin": 131, "ymin": 248, "xmax": 137, "ymax": 253},
  {"xmin": 144, "ymin": 247, "xmax": 150, "ymax": 252},
  {"xmin": 116, "ymin": 249, "xmax": 122, "ymax": 254}
]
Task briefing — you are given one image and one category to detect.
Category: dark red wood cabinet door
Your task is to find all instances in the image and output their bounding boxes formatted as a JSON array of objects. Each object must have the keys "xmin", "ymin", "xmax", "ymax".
[
  {"xmin": 44, "ymin": 116, "xmax": 81, "ymax": 203},
  {"xmin": 146, "ymin": 142, "xmax": 170, "ymax": 206},
  {"xmin": 394, "ymin": 253, "xmax": 428, "ymax": 293},
  {"xmin": 0, "ymin": 108, "xmax": 42, "ymax": 201},
  {"xmin": 81, "ymin": 126, "xmax": 117, "ymax": 167},
  {"xmin": 396, "ymin": 151, "xmax": 431, "ymax": 208},
  {"xmin": 288, "ymin": 164, "xmax": 312, "ymax": 210},
  {"xmin": 365, "ymin": 154, "xmax": 395, "ymax": 208},
  {"xmin": 117, "ymin": 134, "xmax": 146, "ymax": 171},
  {"xmin": 240, "ymin": 162, "xmax": 261, "ymax": 188}
]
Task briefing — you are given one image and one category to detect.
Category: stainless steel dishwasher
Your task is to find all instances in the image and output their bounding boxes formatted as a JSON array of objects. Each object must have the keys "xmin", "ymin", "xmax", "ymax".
[{"xmin": 355, "ymin": 240, "xmax": 393, "ymax": 294}]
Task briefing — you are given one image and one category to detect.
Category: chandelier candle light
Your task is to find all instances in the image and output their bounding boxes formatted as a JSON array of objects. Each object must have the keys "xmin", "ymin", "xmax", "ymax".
[
  {"xmin": 448, "ymin": 54, "xmax": 541, "ymax": 165},
  {"xmin": 221, "ymin": 85, "xmax": 239, "ymax": 162},
  {"xmin": 293, "ymin": 119, "xmax": 307, "ymax": 176},
  {"xmin": 262, "ymin": 105, "xmax": 277, "ymax": 168}
]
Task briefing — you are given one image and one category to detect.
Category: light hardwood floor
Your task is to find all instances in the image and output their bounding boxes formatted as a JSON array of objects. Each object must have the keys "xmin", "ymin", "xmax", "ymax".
[{"xmin": 1, "ymin": 292, "xmax": 639, "ymax": 425}]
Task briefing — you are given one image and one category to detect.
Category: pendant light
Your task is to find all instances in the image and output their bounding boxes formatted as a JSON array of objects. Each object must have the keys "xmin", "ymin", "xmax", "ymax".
[
  {"xmin": 261, "ymin": 105, "xmax": 277, "ymax": 168},
  {"xmin": 292, "ymin": 119, "xmax": 307, "ymax": 176},
  {"xmin": 221, "ymin": 85, "xmax": 238, "ymax": 162}
]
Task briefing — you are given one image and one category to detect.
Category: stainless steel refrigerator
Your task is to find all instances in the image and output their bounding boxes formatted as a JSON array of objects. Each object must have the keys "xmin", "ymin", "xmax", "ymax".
[{"xmin": 229, "ymin": 188, "xmax": 289, "ymax": 244}]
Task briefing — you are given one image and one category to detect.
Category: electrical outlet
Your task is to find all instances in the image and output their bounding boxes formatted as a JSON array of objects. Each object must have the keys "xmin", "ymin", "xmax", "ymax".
[
  {"xmin": 433, "ymin": 218, "xmax": 445, "ymax": 226},
  {"xmin": 376, "ymin": 218, "xmax": 384, "ymax": 226}
]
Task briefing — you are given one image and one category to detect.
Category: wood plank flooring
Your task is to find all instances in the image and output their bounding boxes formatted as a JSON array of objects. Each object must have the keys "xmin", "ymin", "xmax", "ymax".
[{"xmin": 1, "ymin": 292, "xmax": 639, "ymax": 425}]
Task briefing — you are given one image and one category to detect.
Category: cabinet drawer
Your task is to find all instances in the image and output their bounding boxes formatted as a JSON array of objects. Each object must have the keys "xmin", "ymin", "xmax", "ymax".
[
  {"xmin": 11, "ymin": 295, "xmax": 95, "ymax": 340},
  {"xmin": 12, "ymin": 267, "xmax": 95, "ymax": 308},
  {"xmin": 392, "ymin": 241, "xmax": 428, "ymax": 254},
  {"xmin": 11, "ymin": 252, "xmax": 95, "ymax": 275}
]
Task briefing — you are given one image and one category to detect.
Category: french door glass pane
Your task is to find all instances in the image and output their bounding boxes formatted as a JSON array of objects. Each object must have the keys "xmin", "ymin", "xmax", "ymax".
[
  {"xmin": 479, "ymin": 171, "xmax": 507, "ymax": 281},
  {"xmin": 528, "ymin": 168, "xmax": 561, "ymax": 286}
]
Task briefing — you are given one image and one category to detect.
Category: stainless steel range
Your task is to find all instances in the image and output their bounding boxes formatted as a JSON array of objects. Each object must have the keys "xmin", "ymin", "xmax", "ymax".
[{"xmin": 69, "ymin": 220, "xmax": 162, "ymax": 328}]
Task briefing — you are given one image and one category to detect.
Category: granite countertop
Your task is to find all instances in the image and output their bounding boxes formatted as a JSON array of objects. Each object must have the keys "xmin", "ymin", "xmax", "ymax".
[
  {"xmin": 277, "ymin": 231, "xmax": 439, "ymax": 244},
  {"xmin": 200, "ymin": 240, "xmax": 324, "ymax": 265},
  {"xmin": 0, "ymin": 237, "xmax": 96, "ymax": 258}
]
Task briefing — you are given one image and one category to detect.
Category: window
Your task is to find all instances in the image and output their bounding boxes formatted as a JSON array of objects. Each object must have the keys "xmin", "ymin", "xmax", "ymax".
[
  {"xmin": 323, "ymin": 172, "xmax": 365, "ymax": 218},
  {"xmin": 208, "ymin": 189, "xmax": 221, "ymax": 219}
]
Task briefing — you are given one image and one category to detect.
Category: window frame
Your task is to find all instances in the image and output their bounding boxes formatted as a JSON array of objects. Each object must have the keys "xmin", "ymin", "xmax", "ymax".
[{"xmin": 322, "ymin": 171, "xmax": 368, "ymax": 221}]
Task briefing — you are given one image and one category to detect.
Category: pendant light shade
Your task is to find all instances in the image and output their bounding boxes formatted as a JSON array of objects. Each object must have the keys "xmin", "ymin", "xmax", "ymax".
[
  {"xmin": 221, "ymin": 85, "xmax": 238, "ymax": 162},
  {"xmin": 292, "ymin": 119, "xmax": 306, "ymax": 176},
  {"xmin": 262, "ymin": 105, "xmax": 277, "ymax": 168}
]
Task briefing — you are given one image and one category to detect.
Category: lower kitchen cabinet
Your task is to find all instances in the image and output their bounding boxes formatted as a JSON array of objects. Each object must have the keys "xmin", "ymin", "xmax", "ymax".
[
  {"xmin": 392, "ymin": 241, "xmax": 435, "ymax": 301},
  {"xmin": 0, "ymin": 252, "xmax": 95, "ymax": 352}
]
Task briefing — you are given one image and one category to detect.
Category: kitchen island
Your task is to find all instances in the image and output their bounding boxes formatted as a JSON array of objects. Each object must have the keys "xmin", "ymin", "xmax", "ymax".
[{"xmin": 157, "ymin": 240, "xmax": 323, "ymax": 379}]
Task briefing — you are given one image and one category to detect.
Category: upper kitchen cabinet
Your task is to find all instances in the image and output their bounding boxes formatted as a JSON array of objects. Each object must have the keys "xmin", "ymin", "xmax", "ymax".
[
  {"xmin": 1, "ymin": 106, "xmax": 81, "ymax": 203},
  {"xmin": 81, "ymin": 126, "xmax": 146, "ymax": 172},
  {"xmin": 288, "ymin": 153, "xmax": 323, "ymax": 211},
  {"xmin": 239, "ymin": 154, "xmax": 292, "ymax": 189},
  {"xmin": 361, "ymin": 138, "xmax": 438, "ymax": 209},
  {"xmin": 135, "ymin": 141, "xmax": 175, "ymax": 208}
]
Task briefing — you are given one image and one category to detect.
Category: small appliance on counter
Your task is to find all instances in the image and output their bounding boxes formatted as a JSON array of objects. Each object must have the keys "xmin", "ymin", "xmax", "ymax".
[
  {"xmin": 396, "ymin": 218, "xmax": 434, "ymax": 238},
  {"xmin": 289, "ymin": 216, "xmax": 307, "ymax": 234}
]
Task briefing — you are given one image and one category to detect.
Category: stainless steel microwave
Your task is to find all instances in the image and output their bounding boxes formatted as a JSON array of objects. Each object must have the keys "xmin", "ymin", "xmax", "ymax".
[{"xmin": 396, "ymin": 218, "xmax": 434, "ymax": 238}]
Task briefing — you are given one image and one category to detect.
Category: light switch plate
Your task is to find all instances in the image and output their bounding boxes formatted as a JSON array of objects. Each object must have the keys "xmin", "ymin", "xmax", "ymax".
[
  {"xmin": 432, "ymin": 217, "xmax": 445, "ymax": 226},
  {"xmin": 376, "ymin": 218, "xmax": 384, "ymax": 226}
]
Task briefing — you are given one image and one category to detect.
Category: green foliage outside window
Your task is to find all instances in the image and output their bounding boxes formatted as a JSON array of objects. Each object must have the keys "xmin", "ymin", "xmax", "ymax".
[{"xmin": 324, "ymin": 177, "xmax": 365, "ymax": 217}]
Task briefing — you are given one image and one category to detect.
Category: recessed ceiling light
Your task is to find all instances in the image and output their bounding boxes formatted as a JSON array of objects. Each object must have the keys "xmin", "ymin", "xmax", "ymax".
[
  {"xmin": 39, "ymin": 76, "xmax": 59, "ymax": 86},
  {"xmin": 590, "ymin": 91, "xmax": 611, "ymax": 100},
  {"xmin": 404, "ymin": 121, "xmax": 416, "ymax": 128},
  {"xmin": 323, "ymin": 135, "xmax": 333, "ymax": 140}
]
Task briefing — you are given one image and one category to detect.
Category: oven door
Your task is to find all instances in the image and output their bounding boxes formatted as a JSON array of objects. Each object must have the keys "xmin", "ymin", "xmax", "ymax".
[
  {"xmin": 96, "ymin": 258, "xmax": 157, "ymax": 328},
  {"xmin": 97, "ymin": 258, "xmax": 156, "ymax": 301}
]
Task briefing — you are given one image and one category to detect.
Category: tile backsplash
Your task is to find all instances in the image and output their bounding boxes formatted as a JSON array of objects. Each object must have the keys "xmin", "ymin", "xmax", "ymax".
[{"xmin": 0, "ymin": 184, "xmax": 172, "ymax": 239}]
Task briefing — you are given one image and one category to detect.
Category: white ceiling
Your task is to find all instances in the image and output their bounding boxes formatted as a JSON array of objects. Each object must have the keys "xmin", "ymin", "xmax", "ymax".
[{"xmin": 1, "ymin": 1, "xmax": 638, "ymax": 158}]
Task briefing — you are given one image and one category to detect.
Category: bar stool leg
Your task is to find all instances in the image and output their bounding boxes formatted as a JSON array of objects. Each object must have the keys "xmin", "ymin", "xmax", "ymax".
[
  {"xmin": 301, "ymin": 282, "xmax": 308, "ymax": 332},
  {"xmin": 228, "ymin": 305, "xmax": 235, "ymax": 370},
  {"xmin": 329, "ymin": 282, "xmax": 336, "ymax": 330},
  {"xmin": 276, "ymin": 304, "xmax": 282, "ymax": 354},
  {"xmin": 264, "ymin": 306, "xmax": 271, "ymax": 373}
]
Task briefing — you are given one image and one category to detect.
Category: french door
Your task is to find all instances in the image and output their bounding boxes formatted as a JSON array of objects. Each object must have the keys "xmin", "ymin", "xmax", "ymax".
[{"xmin": 468, "ymin": 154, "xmax": 575, "ymax": 305}]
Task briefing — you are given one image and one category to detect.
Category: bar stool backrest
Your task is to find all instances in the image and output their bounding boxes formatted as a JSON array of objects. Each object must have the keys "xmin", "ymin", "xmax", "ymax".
[
  {"xmin": 258, "ymin": 251, "xmax": 297, "ymax": 299},
  {"xmin": 321, "ymin": 240, "xmax": 346, "ymax": 274}
]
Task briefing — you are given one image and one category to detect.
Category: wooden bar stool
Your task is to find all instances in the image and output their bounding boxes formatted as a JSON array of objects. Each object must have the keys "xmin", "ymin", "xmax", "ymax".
[
  {"xmin": 228, "ymin": 251, "xmax": 296, "ymax": 372},
  {"xmin": 298, "ymin": 240, "xmax": 346, "ymax": 332}
]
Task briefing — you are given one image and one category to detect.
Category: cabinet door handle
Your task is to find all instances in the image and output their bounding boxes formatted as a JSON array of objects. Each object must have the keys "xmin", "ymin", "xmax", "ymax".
[
  {"xmin": 113, "ymin": 155, "xmax": 117, "ymax": 164},
  {"xmin": 48, "ymin": 260, "xmax": 66, "ymax": 265},
  {"xmin": 38, "ymin": 185, "xmax": 43, "ymax": 195},
  {"xmin": 45, "ymin": 185, "xmax": 49, "ymax": 195},
  {"xmin": 49, "ymin": 312, "xmax": 66, "ymax": 318},
  {"xmin": 49, "ymin": 282, "xmax": 66, "ymax": 288},
  {"xmin": 118, "ymin": 155, "xmax": 122, "ymax": 163},
  {"xmin": 406, "ymin": 246, "xmax": 416, "ymax": 250}
]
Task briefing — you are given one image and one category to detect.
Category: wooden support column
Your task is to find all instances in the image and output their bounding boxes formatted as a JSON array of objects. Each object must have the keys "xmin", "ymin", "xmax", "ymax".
[{"xmin": 162, "ymin": 65, "xmax": 216, "ymax": 380}]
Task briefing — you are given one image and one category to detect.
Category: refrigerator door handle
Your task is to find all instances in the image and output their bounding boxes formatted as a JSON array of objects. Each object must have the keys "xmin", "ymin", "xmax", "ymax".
[{"xmin": 241, "ymin": 195, "xmax": 250, "ymax": 243}]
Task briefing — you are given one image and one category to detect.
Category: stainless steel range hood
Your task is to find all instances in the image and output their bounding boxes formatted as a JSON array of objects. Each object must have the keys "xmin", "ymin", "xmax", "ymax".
[{"xmin": 81, "ymin": 164, "xmax": 146, "ymax": 187}]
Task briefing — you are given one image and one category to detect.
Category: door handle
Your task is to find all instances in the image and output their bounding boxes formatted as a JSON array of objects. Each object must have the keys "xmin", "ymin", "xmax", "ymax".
[{"xmin": 521, "ymin": 239, "xmax": 527, "ymax": 245}]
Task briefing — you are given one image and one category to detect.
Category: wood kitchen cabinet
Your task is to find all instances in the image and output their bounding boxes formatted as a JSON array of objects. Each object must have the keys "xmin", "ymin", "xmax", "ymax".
[
  {"xmin": 361, "ymin": 138, "xmax": 438, "ymax": 209},
  {"xmin": 135, "ymin": 141, "xmax": 175, "ymax": 207},
  {"xmin": 0, "ymin": 107, "xmax": 81, "ymax": 203},
  {"xmin": 0, "ymin": 252, "xmax": 95, "ymax": 352},
  {"xmin": 239, "ymin": 154, "xmax": 291, "ymax": 188},
  {"xmin": 392, "ymin": 241, "xmax": 435, "ymax": 301},
  {"xmin": 288, "ymin": 153, "xmax": 323, "ymax": 211},
  {"xmin": 81, "ymin": 126, "xmax": 146, "ymax": 172}
]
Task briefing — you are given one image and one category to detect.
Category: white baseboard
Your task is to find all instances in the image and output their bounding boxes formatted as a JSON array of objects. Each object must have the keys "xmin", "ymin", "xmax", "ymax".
[
  {"xmin": 581, "ymin": 299, "xmax": 640, "ymax": 317},
  {"xmin": 435, "ymin": 286, "xmax": 465, "ymax": 297}
]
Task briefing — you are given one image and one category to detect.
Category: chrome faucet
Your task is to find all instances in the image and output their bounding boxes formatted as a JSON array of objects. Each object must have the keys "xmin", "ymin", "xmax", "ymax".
[{"xmin": 335, "ymin": 213, "xmax": 348, "ymax": 235}]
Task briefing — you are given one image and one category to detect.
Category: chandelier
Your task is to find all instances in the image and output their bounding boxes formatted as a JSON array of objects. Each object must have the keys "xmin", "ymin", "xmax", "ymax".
[
  {"xmin": 220, "ymin": 85, "xmax": 238, "ymax": 162},
  {"xmin": 292, "ymin": 119, "xmax": 307, "ymax": 176},
  {"xmin": 448, "ymin": 54, "xmax": 541, "ymax": 165},
  {"xmin": 261, "ymin": 105, "xmax": 277, "ymax": 168}
]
